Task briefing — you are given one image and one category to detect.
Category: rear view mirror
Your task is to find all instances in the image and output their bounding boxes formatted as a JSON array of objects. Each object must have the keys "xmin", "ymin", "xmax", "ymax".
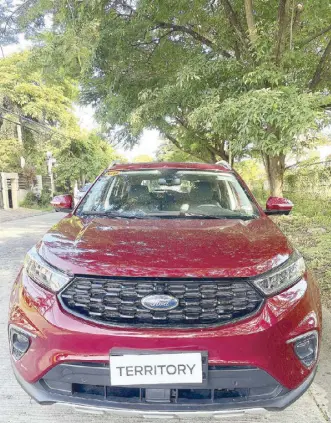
[
  {"xmin": 50, "ymin": 194, "xmax": 73, "ymax": 213},
  {"xmin": 265, "ymin": 197, "xmax": 293, "ymax": 216},
  {"xmin": 158, "ymin": 178, "xmax": 181, "ymax": 186}
]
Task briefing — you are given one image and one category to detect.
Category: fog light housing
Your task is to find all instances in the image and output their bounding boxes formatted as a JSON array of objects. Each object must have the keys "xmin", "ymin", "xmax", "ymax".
[
  {"xmin": 9, "ymin": 326, "xmax": 32, "ymax": 361},
  {"xmin": 288, "ymin": 331, "xmax": 319, "ymax": 368}
]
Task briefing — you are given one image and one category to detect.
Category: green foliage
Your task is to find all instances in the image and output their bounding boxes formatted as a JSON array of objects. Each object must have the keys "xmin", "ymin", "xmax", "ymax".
[
  {"xmin": 156, "ymin": 141, "xmax": 202, "ymax": 163},
  {"xmin": 20, "ymin": 189, "xmax": 52, "ymax": 210},
  {"xmin": 11, "ymin": 0, "xmax": 331, "ymax": 193},
  {"xmin": 20, "ymin": 191, "xmax": 37, "ymax": 207},
  {"xmin": 0, "ymin": 52, "xmax": 78, "ymax": 127},
  {"xmin": 189, "ymin": 88, "xmax": 330, "ymax": 157},
  {"xmin": 0, "ymin": 51, "xmax": 121, "ymax": 185},
  {"xmin": 54, "ymin": 131, "xmax": 121, "ymax": 187},
  {"xmin": 284, "ymin": 160, "xmax": 331, "ymax": 197},
  {"xmin": 16, "ymin": 1, "xmax": 331, "ymax": 149},
  {"xmin": 38, "ymin": 188, "xmax": 52, "ymax": 207},
  {"xmin": 234, "ymin": 159, "xmax": 266, "ymax": 189},
  {"xmin": 0, "ymin": 52, "xmax": 79, "ymax": 174},
  {"xmin": 0, "ymin": 138, "xmax": 23, "ymax": 171}
]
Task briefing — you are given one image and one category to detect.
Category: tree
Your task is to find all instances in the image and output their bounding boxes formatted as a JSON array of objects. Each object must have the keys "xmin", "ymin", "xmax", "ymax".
[
  {"xmin": 234, "ymin": 158, "xmax": 266, "ymax": 191},
  {"xmin": 156, "ymin": 140, "xmax": 202, "ymax": 163},
  {"xmin": 16, "ymin": 0, "xmax": 331, "ymax": 195},
  {"xmin": 0, "ymin": 51, "xmax": 121, "ymax": 184},
  {"xmin": 0, "ymin": 0, "xmax": 20, "ymax": 57},
  {"xmin": 0, "ymin": 138, "xmax": 23, "ymax": 172},
  {"xmin": 0, "ymin": 51, "xmax": 79, "ymax": 173},
  {"xmin": 54, "ymin": 131, "xmax": 122, "ymax": 189}
]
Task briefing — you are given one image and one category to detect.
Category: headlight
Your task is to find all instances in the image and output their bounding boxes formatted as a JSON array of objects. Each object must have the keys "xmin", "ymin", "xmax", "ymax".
[
  {"xmin": 24, "ymin": 246, "xmax": 71, "ymax": 292},
  {"xmin": 253, "ymin": 250, "xmax": 306, "ymax": 296}
]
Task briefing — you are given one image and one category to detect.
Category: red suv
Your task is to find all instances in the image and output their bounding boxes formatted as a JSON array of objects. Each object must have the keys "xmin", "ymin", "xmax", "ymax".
[{"xmin": 9, "ymin": 162, "xmax": 321, "ymax": 418}]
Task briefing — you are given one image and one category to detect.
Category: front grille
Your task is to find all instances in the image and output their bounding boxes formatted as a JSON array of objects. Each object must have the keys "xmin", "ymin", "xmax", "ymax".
[{"xmin": 59, "ymin": 278, "xmax": 263, "ymax": 327}]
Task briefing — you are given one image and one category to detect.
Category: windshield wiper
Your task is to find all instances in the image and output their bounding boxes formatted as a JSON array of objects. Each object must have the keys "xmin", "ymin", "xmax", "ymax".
[
  {"xmin": 183, "ymin": 213, "xmax": 256, "ymax": 220},
  {"xmin": 81, "ymin": 211, "xmax": 153, "ymax": 219}
]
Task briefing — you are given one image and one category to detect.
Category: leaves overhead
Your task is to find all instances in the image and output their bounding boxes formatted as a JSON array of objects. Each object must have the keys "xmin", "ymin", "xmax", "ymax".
[{"xmin": 9, "ymin": 0, "xmax": 331, "ymax": 165}]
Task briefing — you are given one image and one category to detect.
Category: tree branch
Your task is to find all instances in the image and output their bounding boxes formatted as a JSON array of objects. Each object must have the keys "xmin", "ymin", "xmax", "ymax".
[
  {"xmin": 220, "ymin": 0, "xmax": 249, "ymax": 51},
  {"xmin": 300, "ymin": 24, "xmax": 331, "ymax": 47},
  {"xmin": 205, "ymin": 142, "xmax": 228, "ymax": 161},
  {"xmin": 174, "ymin": 116, "xmax": 229, "ymax": 162},
  {"xmin": 155, "ymin": 22, "xmax": 214, "ymax": 47},
  {"xmin": 0, "ymin": 0, "xmax": 34, "ymax": 39},
  {"xmin": 309, "ymin": 38, "xmax": 331, "ymax": 90},
  {"xmin": 164, "ymin": 132, "xmax": 200, "ymax": 158},
  {"xmin": 154, "ymin": 22, "xmax": 231, "ymax": 57}
]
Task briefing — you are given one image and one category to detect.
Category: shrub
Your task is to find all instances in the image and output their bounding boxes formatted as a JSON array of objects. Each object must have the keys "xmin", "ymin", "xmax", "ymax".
[
  {"xmin": 21, "ymin": 189, "xmax": 52, "ymax": 209},
  {"xmin": 21, "ymin": 192, "xmax": 38, "ymax": 207},
  {"xmin": 38, "ymin": 189, "xmax": 51, "ymax": 207}
]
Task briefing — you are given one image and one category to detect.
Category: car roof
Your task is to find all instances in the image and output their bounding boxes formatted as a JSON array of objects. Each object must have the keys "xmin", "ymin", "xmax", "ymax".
[{"xmin": 108, "ymin": 162, "xmax": 232, "ymax": 173}]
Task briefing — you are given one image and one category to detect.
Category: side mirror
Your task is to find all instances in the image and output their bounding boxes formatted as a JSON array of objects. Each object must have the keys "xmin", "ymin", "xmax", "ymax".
[
  {"xmin": 50, "ymin": 194, "xmax": 73, "ymax": 213},
  {"xmin": 265, "ymin": 196, "xmax": 293, "ymax": 216}
]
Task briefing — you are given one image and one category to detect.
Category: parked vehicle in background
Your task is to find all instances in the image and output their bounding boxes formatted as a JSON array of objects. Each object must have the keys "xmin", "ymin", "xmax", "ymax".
[
  {"xmin": 50, "ymin": 183, "xmax": 92, "ymax": 211},
  {"xmin": 74, "ymin": 183, "xmax": 92, "ymax": 206},
  {"xmin": 9, "ymin": 162, "xmax": 321, "ymax": 418}
]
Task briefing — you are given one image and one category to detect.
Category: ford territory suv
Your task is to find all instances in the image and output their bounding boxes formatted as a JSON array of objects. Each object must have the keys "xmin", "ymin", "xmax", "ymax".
[{"xmin": 9, "ymin": 162, "xmax": 322, "ymax": 418}]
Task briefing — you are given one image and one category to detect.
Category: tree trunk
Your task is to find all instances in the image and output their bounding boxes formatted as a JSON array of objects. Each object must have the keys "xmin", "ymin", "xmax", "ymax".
[
  {"xmin": 244, "ymin": 0, "xmax": 257, "ymax": 46},
  {"xmin": 262, "ymin": 153, "xmax": 285, "ymax": 197}
]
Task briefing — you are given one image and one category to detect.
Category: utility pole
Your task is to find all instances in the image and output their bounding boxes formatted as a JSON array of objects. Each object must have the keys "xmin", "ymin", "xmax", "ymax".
[{"xmin": 46, "ymin": 151, "xmax": 56, "ymax": 197}]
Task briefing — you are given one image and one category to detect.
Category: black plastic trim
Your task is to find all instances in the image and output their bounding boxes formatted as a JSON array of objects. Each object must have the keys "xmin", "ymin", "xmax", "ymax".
[
  {"xmin": 57, "ymin": 276, "xmax": 265, "ymax": 330},
  {"xmin": 12, "ymin": 361, "xmax": 317, "ymax": 412}
]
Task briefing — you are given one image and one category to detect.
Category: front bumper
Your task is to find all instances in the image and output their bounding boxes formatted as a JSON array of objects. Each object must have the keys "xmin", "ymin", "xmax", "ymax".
[
  {"xmin": 9, "ymin": 269, "xmax": 322, "ymax": 414},
  {"xmin": 12, "ymin": 360, "xmax": 316, "ymax": 416}
]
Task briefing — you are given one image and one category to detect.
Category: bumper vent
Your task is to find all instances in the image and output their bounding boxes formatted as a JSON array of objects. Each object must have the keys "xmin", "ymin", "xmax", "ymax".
[{"xmin": 59, "ymin": 278, "xmax": 263, "ymax": 328}]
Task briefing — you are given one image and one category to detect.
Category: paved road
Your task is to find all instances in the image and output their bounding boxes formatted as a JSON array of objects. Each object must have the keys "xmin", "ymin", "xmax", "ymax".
[
  {"xmin": 0, "ymin": 213, "xmax": 330, "ymax": 423},
  {"xmin": 0, "ymin": 207, "xmax": 50, "ymax": 223}
]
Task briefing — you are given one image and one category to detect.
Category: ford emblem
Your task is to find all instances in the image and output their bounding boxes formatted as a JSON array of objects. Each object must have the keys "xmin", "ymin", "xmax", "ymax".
[{"xmin": 141, "ymin": 294, "xmax": 179, "ymax": 311}]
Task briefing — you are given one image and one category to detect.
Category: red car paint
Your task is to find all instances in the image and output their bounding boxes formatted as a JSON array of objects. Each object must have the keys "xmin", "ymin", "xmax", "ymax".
[
  {"xmin": 266, "ymin": 196, "xmax": 294, "ymax": 213},
  {"xmin": 8, "ymin": 162, "xmax": 322, "ymax": 407}
]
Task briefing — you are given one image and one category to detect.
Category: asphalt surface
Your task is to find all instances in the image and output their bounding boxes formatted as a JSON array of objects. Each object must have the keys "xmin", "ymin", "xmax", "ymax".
[{"xmin": 0, "ymin": 212, "xmax": 330, "ymax": 423}]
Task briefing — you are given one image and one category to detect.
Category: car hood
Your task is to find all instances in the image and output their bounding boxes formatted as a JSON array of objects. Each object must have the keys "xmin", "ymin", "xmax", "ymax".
[{"xmin": 39, "ymin": 215, "xmax": 293, "ymax": 279}]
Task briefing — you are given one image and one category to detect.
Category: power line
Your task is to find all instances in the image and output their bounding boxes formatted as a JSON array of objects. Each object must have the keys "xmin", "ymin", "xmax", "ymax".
[
  {"xmin": 0, "ymin": 115, "xmax": 50, "ymax": 137},
  {"xmin": 0, "ymin": 105, "xmax": 76, "ymax": 143}
]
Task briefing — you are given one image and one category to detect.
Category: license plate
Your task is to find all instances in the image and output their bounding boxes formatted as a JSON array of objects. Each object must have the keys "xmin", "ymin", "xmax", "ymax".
[{"xmin": 110, "ymin": 352, "xmax": 203, "ymax": 386}]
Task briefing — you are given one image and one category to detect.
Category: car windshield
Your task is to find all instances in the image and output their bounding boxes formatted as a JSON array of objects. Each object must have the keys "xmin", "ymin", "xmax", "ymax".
[
  {"xmin": 76, "ymin": 169, "xmax": 259, "ymax": 219},
  {"xmin": 81, "ymin": 183, "xmax": 92, "ymax": 192}
]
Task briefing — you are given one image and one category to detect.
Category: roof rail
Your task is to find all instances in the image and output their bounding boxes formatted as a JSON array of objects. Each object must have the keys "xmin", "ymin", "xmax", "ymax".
[{"xmin": 216, "ymin": 160, "xmax": 232, "ymax": 169}]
